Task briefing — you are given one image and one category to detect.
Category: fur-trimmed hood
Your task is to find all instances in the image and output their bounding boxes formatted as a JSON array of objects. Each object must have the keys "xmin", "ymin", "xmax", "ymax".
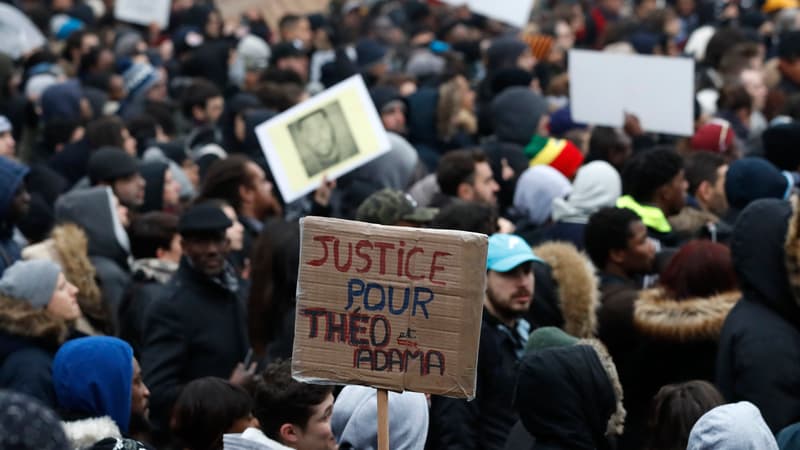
[
  {"xmin": 0, "ymin": 294, "xmax": 67, "ymax": 348},
  {"xmin": 634, "ymin": 289, "xmax": 740, "ymax": 342},
  {"xmin": 23, "ymin": 224, "xmax": 111, "ymax": 335},
  {"xmin": 579, "ymin": 339, "xmax": 626, "ymax": 437},
  {"xmin": 62, "ymin": 416, "xmax": 122, "ymax": 449},
  {"xmin": 533, "ymin": 242, "xmax": 600, "ymax": 338},
  {"xmin": 515, "ymin": 342, "xmax": 625, "ymax": 449},
  {"xmin": 785, "ymin": 196, "xmax": 800, "ymax": 313}
]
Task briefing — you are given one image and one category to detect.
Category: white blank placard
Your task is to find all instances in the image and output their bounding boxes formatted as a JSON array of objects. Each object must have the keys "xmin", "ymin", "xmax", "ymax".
[
  {"xmin": 569, "ymin": 49, "xmax": 695, "ymax": 136},
  {"xmin": 114, "ymin": 0, "xmax": 171, "ymax": 29},
  {"xmin": 439, "ymin": 0, "xmax": 535, "ymax": 28}
]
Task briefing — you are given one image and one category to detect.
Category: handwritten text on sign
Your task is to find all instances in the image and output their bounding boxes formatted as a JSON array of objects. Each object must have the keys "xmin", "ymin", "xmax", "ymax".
[{"xmin": 291, "ymin": 217, "xmax": 486, "ymax": 398}]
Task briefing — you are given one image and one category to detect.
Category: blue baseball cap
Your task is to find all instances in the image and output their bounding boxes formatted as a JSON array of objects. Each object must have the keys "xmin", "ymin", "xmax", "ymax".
[{"xmin": 486, "ymin": 234, "xmax": 541, "ymax": 272}]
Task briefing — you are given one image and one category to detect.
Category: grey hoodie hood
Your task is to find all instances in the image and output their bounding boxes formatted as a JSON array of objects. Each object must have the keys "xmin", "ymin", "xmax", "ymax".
[
  {"xmin": 687, "ymin": 402, "xmax": 778, "ymax": 450},
  {"xmin": 491, "ymin": 86, "xmax": 548, "ymax": 146},
  {"xmin": 332, "ymin": 386, "xmax": 428, "ymax": 450},
  {"xmin": 350, "ymin": 132, "xmax": 419, "ymax": 191},
  {"xmin": 55, "ymin": 187, "xmax": 130, "ymax": 267},
  {"xmin": 552, "ymin": 161, "xmax": 622, "ymax": 224}
]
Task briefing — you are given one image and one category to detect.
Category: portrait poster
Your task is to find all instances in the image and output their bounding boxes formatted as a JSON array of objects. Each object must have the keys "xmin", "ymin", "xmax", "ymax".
[{"xmin": 255, "ymin": 75, "xmax": 391, "ymax": 204}]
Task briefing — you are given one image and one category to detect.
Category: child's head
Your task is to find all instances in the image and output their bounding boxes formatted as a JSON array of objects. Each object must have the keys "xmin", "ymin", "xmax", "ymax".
[
  {"xmin": 646, "ymin": 380, "xmax": 725, "ymax": 450},
  {"xmin": 171, "ymin": 377, "xmax": 258, "ymax": 450}
]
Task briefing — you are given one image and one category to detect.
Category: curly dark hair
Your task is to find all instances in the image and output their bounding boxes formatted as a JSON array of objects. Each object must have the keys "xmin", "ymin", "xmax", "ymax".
[
  {"xmin": 621, "ymin": 147, "xmax": 683, "ymax": 203},
  {"xmin": 584, "ymin": 207, "xmax": 641, "ymax": 269}
]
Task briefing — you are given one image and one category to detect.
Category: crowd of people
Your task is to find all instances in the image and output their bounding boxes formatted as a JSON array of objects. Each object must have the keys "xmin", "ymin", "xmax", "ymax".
[{"xmin": 4, "ymin": 0, "xmax": 800, "ymax": 449}]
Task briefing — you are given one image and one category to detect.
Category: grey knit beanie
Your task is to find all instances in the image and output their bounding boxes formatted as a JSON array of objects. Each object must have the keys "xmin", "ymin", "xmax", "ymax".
[{"xmin": 0, "ymin": 260, "xmax": 61, "ymax": 308}]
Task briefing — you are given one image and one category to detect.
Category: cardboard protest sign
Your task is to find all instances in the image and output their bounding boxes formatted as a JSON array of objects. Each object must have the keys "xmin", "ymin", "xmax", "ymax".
[
  {"xmin": 218, "ymin": 0, "xmax": 328, "ymax": 29},
  {"xmin": 292, "ymin": 217, "xmax": 487, "ymax": 399},
  {"xmin": 255, "ymin": 75, "xmax": 391, "ymax": 204},
  {"xmin": 439, "ymin": 0, "xmax": 535, "ymax": 28},
  {"xmin": 569, "ymin": 49, "xmax": 695, "ymax": 136},
  {"xmin": 114, "ymin": 0, "xmax": 171, "ymax": 29}
]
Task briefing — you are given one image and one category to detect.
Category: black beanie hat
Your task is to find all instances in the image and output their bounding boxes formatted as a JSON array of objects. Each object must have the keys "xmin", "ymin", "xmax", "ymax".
[
  {"xmin": 491, "ymin": 68, "xmax": 535, "ymax": 96},
  {"xmin": 725, "ymin": 157, "xmax": 790, "ymax": 210},
  {"xmin": 88, "ymin": 147, "xmax": 139, "ymax": 185},
  {"xmin": 139, "ymin": 160, "xmax": 168, "ymax": 213},
  {"xmin": 763, "ymin": 122, "xmax": 800, "ymax": 171}
]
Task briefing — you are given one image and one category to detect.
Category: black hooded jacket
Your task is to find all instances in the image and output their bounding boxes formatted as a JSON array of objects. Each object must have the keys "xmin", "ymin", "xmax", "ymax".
[
  {"xmin": 717, "ymin": 198, "xmax": 800, "ymax": 432},
  {"xmin": 480, "ymin": 89, "xmax": 545, "ymax": 215},
  {"xmin": 514, "ymin": 345, "xmax": 620, "ymax": 450}
]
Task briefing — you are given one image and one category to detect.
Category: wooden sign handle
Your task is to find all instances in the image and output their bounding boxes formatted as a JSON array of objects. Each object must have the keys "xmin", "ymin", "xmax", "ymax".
[{"xmin": 377, "ymin": 389, "xmax": 389, "ymax": 450}]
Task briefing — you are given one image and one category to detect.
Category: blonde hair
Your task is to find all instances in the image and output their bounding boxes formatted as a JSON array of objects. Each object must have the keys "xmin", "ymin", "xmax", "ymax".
[{"xmin": 437, "ymin": 76, "xmax": 477, "ymax": 141}]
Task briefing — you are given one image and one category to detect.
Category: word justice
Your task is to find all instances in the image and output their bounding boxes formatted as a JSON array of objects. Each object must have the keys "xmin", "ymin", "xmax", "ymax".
[{"xmin": 306, "ymin": 235, "xmax": 452, "ymax": 286}]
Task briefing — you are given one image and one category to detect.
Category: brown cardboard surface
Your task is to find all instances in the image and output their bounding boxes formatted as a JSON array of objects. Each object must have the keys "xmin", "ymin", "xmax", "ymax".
[
  {"xmin": 291, "ymin": 216, "xmax": 487, "ymax": 399},
  {"xmin": 218, "ymin": 0, "xmax": 329, "ymax": 29}
]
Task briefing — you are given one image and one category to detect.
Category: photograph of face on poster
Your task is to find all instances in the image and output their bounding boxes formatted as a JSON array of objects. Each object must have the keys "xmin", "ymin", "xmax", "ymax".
[
  {"xmin": 255, "ymin": 75, "xmax": 391, "ymax": 204},
  {"xmin": 288, "ymin": 101, "xmax": 359, "ymax": 178}
]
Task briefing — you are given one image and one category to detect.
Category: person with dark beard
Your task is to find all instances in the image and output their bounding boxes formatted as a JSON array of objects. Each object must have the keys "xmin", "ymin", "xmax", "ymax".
[{"xmin": 428, "ymin": 233, "xmax": 537, "ymax": 450}]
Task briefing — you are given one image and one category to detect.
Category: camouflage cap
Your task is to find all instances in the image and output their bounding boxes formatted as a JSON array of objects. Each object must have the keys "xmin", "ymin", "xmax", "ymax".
[{"xmin": 355, "ymin": 188, "xmax": 439, "ymax": 226}]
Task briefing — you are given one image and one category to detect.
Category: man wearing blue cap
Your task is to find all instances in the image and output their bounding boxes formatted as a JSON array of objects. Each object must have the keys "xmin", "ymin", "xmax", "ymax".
[{"xmin": 429, "ymin": 233, "xmax": 537, "ymax": 450}]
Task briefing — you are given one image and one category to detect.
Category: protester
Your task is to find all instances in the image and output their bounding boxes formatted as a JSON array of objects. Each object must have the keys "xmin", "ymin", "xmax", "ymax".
[
  {"xmin": 645, "ymin": 381, "xmax": 725, "ymax": 450},
  {"xmin": 141, "ymin": 204, "xmax": 253, "ymax": 441},
  {"xmin": 0, "ymin": 260, "xmax": 78, "ymax": 407},
  {"xmin": 119, "ymin": 212, "xmax": 181, "ymax": 355},
  {"xmin": 355, "ymin": 188, "xmax": 438, "ymax": 227},
  {"xmin": 55, "ymin": 186, "xmax": 131, "ymax": 320},
  {"xmin": 139, "ymin": 160, "xmax": 181, "ymax": 214},
  {"xmin": 252, "ymin": 359, "xmax": 337, "ymax": 450},
  {"xmin": 53, "ymin": 336, "xmax": 140, "ymax": 447},
  {"xmin": 717, "ymin": 197, "xmax": 800, "ymax": 432},
  {"xmin": 623, "ymin": 240, "xmax": 738, "ymax": 448},
  {"xmin": 0, "ymin": 156, "xmax": 30, "ymax": 275},
  {"xmin": 618, "ymin": 148, "xmax": 688, "ymax": 247},
  {"xmin": 4, "ymin": 0, "xmax": 800, "ymax": 447},
  {"xmin": 526, "ymin": 241, "xmax": 601, "ymax": 338},
  {"xmin": 0, "ymin": 116, "xmax": 16, "ymax": 158},
  {"xmin": 670, "ymin": 152, "xmax": 729, "ymax": 241},
  {"xmin": 22, "ymin": 223, "xmax": 111, "ymax": 335},
  {"xmin": 0, "ymin": 390, "xmax": 70, "ymax": 450},
  {"xmin": 431, "ymin": 148, "xmax": 500, "ymax": 208},
  {"xmin": 512, "ymin": 343, "xmax": 626, "ymax": 449},
  {"xmin": 198, "ymin": 155, "xmax": 282, "ymax": 249},
  {"xmin": 171, "ymin": 377, "xmax": 258, "ymax": 450},
  {"xmin": 542, "ymin": 161, "xmax": 622, "ymax": 249},
  {"xmin": 513, "ymin": 165, "xmax": 572, "ymax": 243},
  {"xmin": 332, "ymin": 386, "xmax": 429, "ymax": 450},
  {"xmin": 429, "ymin": 233, "xmax": 536, "ymax": 450},
  {"xmin": 723, "ymin": 157, "xmax": 792, "ymax": 225},
  {"xmin": 585, "ymin": 206, "xmax": 656, "ymax": 419},
  {"xmin": 687, "ymin": 402, "xmax": 779, "ymax": 450}
]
